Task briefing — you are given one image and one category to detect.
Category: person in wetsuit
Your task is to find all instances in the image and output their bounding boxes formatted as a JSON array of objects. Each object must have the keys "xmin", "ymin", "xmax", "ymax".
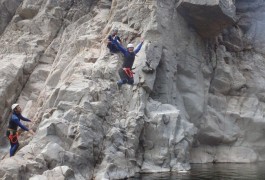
[
  {"xmin": 6, "ymin": 104, "xmax": 34, "ymax": 157},
  {"xmin": 112, "ymin": 37, "xmax": 144, "ymax": 87},
  {"xmin": 107, "ymin": 28, "xmax": 122, "ymax": 54}
]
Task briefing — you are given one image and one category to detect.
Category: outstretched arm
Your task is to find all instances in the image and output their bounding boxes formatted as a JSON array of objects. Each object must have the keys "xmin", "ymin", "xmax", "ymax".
[
  {"xmin": 12, "ymin": 117, "xmax": 29, "ymax": 131},
  {"xmin": 134, "ymin": 39, "xmax": 144, "ymax": 54},
  {"xmin": 112, "ymin": 37, "xmax": 127, "ymax": 55},
  {"xmin": 19, "ymin": 114, "xmax": 31, "ymax": 122}
]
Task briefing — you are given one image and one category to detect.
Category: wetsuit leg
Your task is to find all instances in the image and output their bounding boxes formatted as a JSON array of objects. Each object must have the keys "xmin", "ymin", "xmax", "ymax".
[
  {"xmin": 117, "ymin": 79, "xmax": 128, "ymax": 85},
  {"xmin": 112, "ymin": 45, "xmax": 120, "ymax": 53},
  {"xmin": 10, "ymin": 141, "xmax": 19, "ymax": 157},
  {"xmin": 7, "ymin": 130, "xmax": 19, "ymax": 157},
  {"xmin": 108, "ymin": 43, "xmax": 119, "ymax": 53},
  {"xmin": 118, "ymin": 68, "xmax": 129, "ymax": 85},
  {"xmin": 127, "ymin": 78, "xmax": 134, "ymax": 85}
]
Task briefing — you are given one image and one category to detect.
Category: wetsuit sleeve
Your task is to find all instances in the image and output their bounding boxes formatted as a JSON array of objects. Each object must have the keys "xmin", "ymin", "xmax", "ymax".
[
  {"xmin": 117, "ymin": 36, "xmax": 122, "ymax": 43},
  {"xmin": 112, "ymin": 37, "xmax": 127, "ymax": 55},
  {"xmin": 20, "ymin": 115, "xmax": 31, "ymax": 122},
  {"xmin": 11, "ymin": 116, "xmax": 29, "ymax": 131},
  {"xmin": 134, "ymin": 42, "xmax": 143, "ymax": 54},
  {"xmin": 108, "ymin": 35, "xmax": 112, "ymax": 41}
]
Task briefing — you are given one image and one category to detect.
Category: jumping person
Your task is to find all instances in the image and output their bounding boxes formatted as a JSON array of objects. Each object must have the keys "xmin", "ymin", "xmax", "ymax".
[
  {"xmin": 6, "ymin": 104, "xmax": 34, "ymax": 157},
  {"xmin": 112, "ymin": 37, "xmax": 144, "ymax": 88},
  {"xmin": 107, "ymin": 28, "xmax": 122, "ymax": 54}
]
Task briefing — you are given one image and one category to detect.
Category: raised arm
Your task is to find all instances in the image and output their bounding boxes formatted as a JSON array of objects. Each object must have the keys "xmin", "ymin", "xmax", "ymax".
[
  {"xmin": 134, "ymin": 41, "xmax": 143, "ymax": 54},
  {"xmin": 12, "ymin": 116, "xmax": 29, "ymax": 131},
  {"xmin": 112, "ymin": 37, "xmax": 127, "ymax": 55}
]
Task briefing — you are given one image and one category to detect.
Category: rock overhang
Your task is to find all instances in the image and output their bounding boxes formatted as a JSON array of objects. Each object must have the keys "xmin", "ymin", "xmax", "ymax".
[{"xmin": 177, "ymin": 0, "xmax": 236, "ymax": 38}]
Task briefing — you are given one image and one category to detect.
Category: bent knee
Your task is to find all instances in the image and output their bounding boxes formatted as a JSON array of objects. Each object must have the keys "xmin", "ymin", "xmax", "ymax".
[{"xmin": 128, "ymin": 79, "xmax": 134, "ymax": 85}]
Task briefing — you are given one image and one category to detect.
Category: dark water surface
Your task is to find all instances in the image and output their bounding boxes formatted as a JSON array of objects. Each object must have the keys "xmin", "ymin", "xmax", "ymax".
[{"xmin": 131, "ymin": 163, "xmax": 265, "ymax": 180}]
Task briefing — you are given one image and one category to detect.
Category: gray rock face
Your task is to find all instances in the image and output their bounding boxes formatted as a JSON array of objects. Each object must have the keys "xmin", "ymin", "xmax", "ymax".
[
  {"xmin": 1, "ymin": 0, "xmax": 265, "ymax": 179},
  {"xmin": 177, "ymin": 0, "xmax": 236, "ymax": 37},
  {"xmin": 191, "ymin": 0, "xmax": 265, "ymax": 163},
  {"xmin": 30, "ymin": 166, "xmax": 75, "ymax": 180},
  {"xmin": 141, "ymin": 100, "xmax": 196, "ymax": 172},
  {"xmin": 0, "ymin": 0, "xmax": 22, "ymax": 34}
]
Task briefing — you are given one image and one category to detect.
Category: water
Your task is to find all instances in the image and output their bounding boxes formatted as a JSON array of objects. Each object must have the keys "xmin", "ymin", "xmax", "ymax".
[{"xmin": 131, "ymin": 163, "xmax": 265, "ymax": 180}]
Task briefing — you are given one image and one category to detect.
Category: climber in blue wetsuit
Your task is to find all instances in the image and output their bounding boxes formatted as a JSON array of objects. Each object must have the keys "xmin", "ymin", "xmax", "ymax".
[
  {"xmin": 112, "ymin": 37, "xmax": 144, "ymax": 88},
  {"xmin": 107, "ymin": 28, "xmax": 122, "ymax": 54},
  {"xmin": 6, "ymin": 104, "xmax": 34, "ymax": 157}
]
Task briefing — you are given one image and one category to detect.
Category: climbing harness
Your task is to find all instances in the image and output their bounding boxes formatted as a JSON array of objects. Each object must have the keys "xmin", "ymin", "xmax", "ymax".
[
  {"xmin": 7, "ymin": 129, "xmax": 18, "ymax": 144},
  {"xmin": 123, "ymin": 68, "xmax": 134, "ymax": 78}
]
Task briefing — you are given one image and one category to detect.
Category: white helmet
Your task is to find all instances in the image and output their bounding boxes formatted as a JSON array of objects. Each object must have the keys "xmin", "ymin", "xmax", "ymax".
[
  {"xmin": 113, "ymin": 27, "xmax": 118, "ymax": 33},
  {"xmin": 11, "ymin": 104, "xmax": 19, "ymax": 111},
  {"xmin": 127, "ymin": 43, "xmax": 134, "ymax": 48}
]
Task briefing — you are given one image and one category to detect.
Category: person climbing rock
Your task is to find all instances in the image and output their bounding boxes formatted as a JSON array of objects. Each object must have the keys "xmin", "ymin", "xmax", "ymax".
[
  {"xmin": 107, "ymin": 28, "xmax": 122, "ymax": 54},
  {"xmin": 112, "ymin": 37, "xmax": 144, "ymax": 88},
  {"xmin": 6, "ymin": 104, "xmax": 34, "ymax": 157}
]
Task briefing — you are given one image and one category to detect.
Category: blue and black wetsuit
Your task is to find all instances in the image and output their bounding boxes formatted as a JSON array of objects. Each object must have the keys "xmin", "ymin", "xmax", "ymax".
[
  {"xmin": 6, "ymin": 113, "xmax": 30, "ymax": 156},
  {"xmin": 113, "ymin": 38, "xmax": 143, "ymax": 85},
  {"xmin": 107, "ymin": 35, "xmax": 121, "ymax": 53}
]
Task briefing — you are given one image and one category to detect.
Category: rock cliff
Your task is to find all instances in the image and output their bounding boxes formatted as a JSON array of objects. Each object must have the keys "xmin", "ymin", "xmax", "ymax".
[{"xmin": 0, "ymin": 0, "xmax": 265, "ymax": 179}]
